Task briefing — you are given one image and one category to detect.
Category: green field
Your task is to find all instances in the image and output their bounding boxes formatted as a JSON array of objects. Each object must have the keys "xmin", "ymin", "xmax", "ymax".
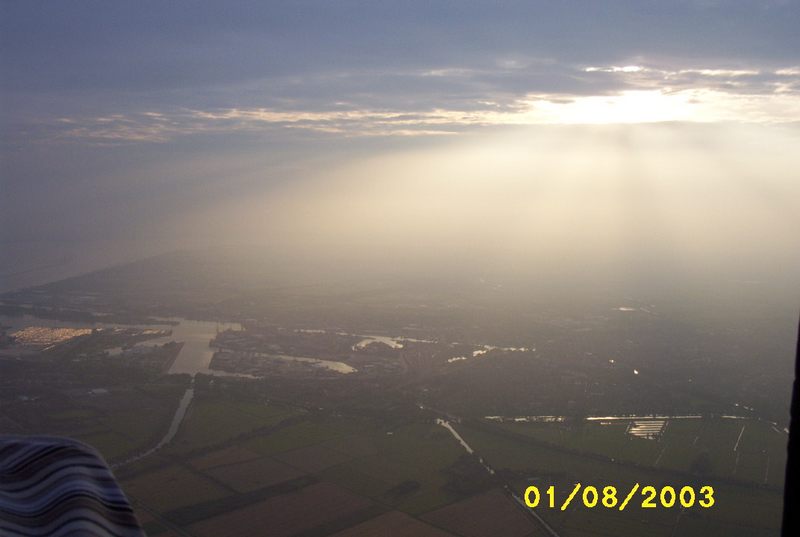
[
  {"xmin": 122, "ymin": 465, "xmax": 232, "ymax": 512},
  {"xmin": 114, "ymin": 392, "xmax": 786, "ymax": 537},
  {"xmin": 493, "ymin": 417, "xmax": 786, "ymax": 487},
  {"xmin": 242, "ymin": 417, "xmax": 357, "ymax": 456},
  {"xmin": 122, "ymin": 407, "xmax": 485, "ymax": 530},
  {"xmin": 320, "ymin": 422, "xmax": 467, "ymax": 514},
  {"xmin": 47, "ymin": 382, "xmax": 188, "ymax": 462},
  {"xmin": 166, "ymin": 397, "xmax": 299, "ymax": 454},
  {"xmin": 459, "ymin": 419, "xmax": 784, "ymax": 536}
]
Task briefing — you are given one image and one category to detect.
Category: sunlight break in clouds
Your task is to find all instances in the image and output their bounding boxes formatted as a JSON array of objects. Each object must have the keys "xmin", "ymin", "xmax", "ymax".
[
  {"xmin": 3, "ymin": 1, "xmax": 799, "ymax": 303},
  {"xmin": 38, "ymin": 57, "xmax": 800, "ymax": 144},
  {"xmin": 54, "ymin": 86, "xmax": 800, "ymax": 144},
  {"xmin": 515, "ymin": 89, "xmax": 800, "ymax": 124},
  {"xmin": 171, "ymin": 121, "xmax": 799, "ymax": 298}
]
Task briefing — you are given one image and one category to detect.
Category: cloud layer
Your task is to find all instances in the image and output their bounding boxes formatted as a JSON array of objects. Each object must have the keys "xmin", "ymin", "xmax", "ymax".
[
  {"xmin": 3, "ymin": 1, "xmax": 800, "ymax": 144},
  {"xmin": 25, "ymin": 62, "xmax": 800, "ymax": 144},
  {"xmin": 2, "ymin": 1, "xmax": 799, "ymax": 273}
]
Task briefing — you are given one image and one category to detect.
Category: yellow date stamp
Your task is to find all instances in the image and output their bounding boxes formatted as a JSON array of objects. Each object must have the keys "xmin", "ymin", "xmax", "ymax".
[{"xmin": 523, "ymin": 483, "xmax": 715, "ymax": 511}]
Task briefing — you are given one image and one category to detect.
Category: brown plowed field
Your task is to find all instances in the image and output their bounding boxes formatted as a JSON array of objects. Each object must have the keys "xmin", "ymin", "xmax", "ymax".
[
  {"xmin": 204, "ymin": 456, "xmax": 302, "ymax": 493},
  {"xmin": 274, "ymin": 443, "xmax": 354, "ymax": 473},
  {"xmin": 188, "ymin": 481, "xmax": 373, "ymax": 537},
  {"xmin": 331, "ymin": 510, "xmax": 457, "ymax": 537},
  {"xmin": 422, "ymin": 489, "xmax": 538, "ymax": 537},
  {"xmin": 190, "ymin": 445, "xmax": 262, "ymax": 470}
]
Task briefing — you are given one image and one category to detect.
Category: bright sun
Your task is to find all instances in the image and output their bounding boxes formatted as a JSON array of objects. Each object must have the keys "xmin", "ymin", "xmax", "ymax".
[{"xmin": 520, "ymin": 90, "xmax": 695, "ymax": 124}]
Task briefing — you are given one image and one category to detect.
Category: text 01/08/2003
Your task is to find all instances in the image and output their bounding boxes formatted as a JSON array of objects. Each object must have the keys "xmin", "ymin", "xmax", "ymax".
[{"xmin": 523, "ymin": 483, "xmax": 715, "ymax": 511}]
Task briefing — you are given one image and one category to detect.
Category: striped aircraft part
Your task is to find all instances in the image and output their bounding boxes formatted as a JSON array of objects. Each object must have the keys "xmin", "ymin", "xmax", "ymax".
[{"xmin": 0, "ymin": 436, "xmax": 144, "ymax": 536}]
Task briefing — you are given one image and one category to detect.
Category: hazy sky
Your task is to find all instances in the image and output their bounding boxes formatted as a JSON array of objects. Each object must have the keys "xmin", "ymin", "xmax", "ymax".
[{"xmin": 1, "ymin": 1, "xmax": 799, "ymax": 293}]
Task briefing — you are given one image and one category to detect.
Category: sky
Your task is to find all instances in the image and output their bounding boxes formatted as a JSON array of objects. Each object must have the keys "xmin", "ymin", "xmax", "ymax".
[{"xmin": 1, "ymin": 1, "xmax": 799, "ymax": 294}]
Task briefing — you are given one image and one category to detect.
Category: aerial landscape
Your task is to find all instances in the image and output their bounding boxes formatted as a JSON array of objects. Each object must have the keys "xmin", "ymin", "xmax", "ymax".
[
  {"xmin": 2, "ymin": 2, "xmax": 799, "ymax": 536},
  {"xmin": 1, "ymin": 248, "xmax": 796, "ymax": 536}
]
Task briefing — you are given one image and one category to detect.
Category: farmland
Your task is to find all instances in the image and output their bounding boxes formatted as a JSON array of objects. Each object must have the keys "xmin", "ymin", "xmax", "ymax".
[
  {"xmin": 105, "ymin": 379, "xmax": 786, "ymax": 537},
  {"xmin": 113, "ymin": 386, "xmax": 525, "ymax": 536},
  {"xmin": 1, "ymin": 375, "xmax": 188, "ymax": 463},
  {"xmin": 422, "ymin": 489, "xmax": 538, "ymax": 537},
  {"xmin": 330, "ymin": 510, "xmax": 455, "ymax": 537},
  {"xmin": 188, "ymin": 482, "xmax": 377, "ymax": 537},
  {"xmin": 457, "ymin": 419, "xmax": 784, "ymax": 536},
  {"xmin": 165, "ymin": 396, "xmax": 299, "ymax": 454},
  {"xmin": 0, "ymin": 258, "xmax": 793, "ymax": 537},
  {"xmin": 491, "ymin": 416, "xmax": 786, "ymax": 487},
  {"xmin": 123, "ymin": 465, "xmax": 232, "ymax": 512}
]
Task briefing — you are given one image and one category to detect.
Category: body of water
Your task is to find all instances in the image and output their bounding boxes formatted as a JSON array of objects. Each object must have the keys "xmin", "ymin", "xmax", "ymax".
[
  {"xmin": 145, "ymin": 317, "xmax": 241, "ymax": 375},
  {"xmin": 114, "ymin": 382, "xmax": 196, "ymax": 468},
  {"xmin": 257, "ymin": 353, "xmax": 356, "ymax": 374},
  {"xmin": 0, "ymin": 314, "xmax": 241, "ymax": 376}
]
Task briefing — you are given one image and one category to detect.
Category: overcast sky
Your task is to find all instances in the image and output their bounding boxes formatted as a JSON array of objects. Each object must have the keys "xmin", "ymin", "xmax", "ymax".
[{"xmin": 1, "ymin": 1, "xmax": 799, "ymax": 291}]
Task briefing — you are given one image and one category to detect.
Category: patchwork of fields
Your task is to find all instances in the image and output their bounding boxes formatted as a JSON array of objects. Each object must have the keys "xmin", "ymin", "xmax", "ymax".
[
  {"xmin": 117, "ymin": 392, "xmax": 539, "ymax": 536},
  {"xmin": 459, "ymin": 419, "xmax": 784, "ymax": 537},
  {"xmin": 492, "ymin": 417, "xmax": 786, "ymax": 488},
  {"xmin": 113, "ymin": 389, "xmax": 785, "ymax": 537}
]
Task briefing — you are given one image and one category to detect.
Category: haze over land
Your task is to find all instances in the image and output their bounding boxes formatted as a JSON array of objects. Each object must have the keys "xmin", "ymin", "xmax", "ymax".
[
  {"xmin": 1, "ymin": 2, "xmax": 799, "ymax": 536},
  {"xmin": 2, "ymin": 1, "xmax": 800, "ymax": 295}
]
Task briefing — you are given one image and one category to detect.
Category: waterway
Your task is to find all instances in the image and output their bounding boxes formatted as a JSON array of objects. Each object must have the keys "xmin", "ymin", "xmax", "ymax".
[
  {"xmin": 113, "ymin": 381, "xmax": 196, "ymax": 468},
  {"xmin": 144, "ymin": 317, "xmax": 241, "ymax": 375},
  {"xmin": 252, "ymin": 352, "xmax": 356, "ymax": 374},
  {"xmin": 435, "ymin": 418, "xmax": 494, "ymax": 475},
  {"xmin": 0, "ymin": 314, "xmax": 241, "ymax": 376},
  {"xmin": 435, "ymin": 417, "xmax": 560, "ymax": 537}
]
